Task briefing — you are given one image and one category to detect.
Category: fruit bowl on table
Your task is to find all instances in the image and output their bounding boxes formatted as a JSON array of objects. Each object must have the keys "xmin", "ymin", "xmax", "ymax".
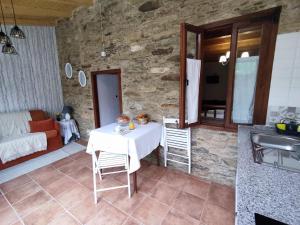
[
  {"xmin": 136, "ymin": 113, "xmax": 149, "ymax": 125},
  {"xmin": 117, "ymin": 115, "xmax": 130, "ymax": 126}
]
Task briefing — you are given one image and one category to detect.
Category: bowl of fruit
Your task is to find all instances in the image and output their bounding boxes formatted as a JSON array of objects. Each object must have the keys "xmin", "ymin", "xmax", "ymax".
[
  {"xmin": 136, "ymin": 113, "xmax": 149, "ymax": 125},
  {"xmin": 117, "ymin": 115, "xmax": 130, "ymax": 126}
]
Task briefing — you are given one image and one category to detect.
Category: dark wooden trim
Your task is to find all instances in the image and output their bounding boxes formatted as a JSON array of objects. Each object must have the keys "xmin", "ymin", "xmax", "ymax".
[
  {"xmin": 179, "ymin": 23, "xmax": 187, "ymax": 129},
  {"xmin": 224, "ymin": 24, "xmax": 238, "ymax": 129},
  {"xmin": 197, "ymin": 31, "xmax": 205, "ymax": 124},
  {"xmin": 90, "ymin": 69, "xmax": 123, "ymax": 128},
  {"xmin": 197, "ymin": 6, "xmax": 282, "ymax": 30},
  {"xmin": 179, "ymin": 7, "xmax": 281, "ymax": 131},
  {"xmin": 253, "ymin": 17, "xmax": 280, "ymax": 124}
]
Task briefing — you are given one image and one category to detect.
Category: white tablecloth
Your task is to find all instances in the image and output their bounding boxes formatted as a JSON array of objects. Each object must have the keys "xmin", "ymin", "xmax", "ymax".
[{"xmin": 86, "ymin": 122, "xmax": 162, "ymax": 173}]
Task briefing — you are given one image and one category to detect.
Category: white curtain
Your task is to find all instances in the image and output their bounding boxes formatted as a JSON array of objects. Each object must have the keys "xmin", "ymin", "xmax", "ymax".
[
  {"xmin": 232, "ymin": 56, "xmax": 259, "ymax": 124},
  {"xmin": 186, "ymin": 58, "xmax": 201, "ymax": 124},
  {"xmin": 0, "ymin": 25, "xmax": 63, "ymax": 116}
]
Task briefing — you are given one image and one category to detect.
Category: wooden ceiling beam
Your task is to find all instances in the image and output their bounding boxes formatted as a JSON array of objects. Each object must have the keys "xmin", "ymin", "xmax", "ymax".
[
  {"xmin": 0, "ymin": 0, "xmax": 93, "ymax": 26},
  {"xmin": 1, "ymin": 5, "xmax": 72, "ymax": 18},
  {"xmin": 0, "ymin": 17, "xmax": 56, "ymax": 26}
]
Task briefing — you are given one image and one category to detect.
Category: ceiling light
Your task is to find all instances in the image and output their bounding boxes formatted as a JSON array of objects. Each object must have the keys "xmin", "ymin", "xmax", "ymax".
[
  {"xmin": 10, "ymin": 0, "xmax": 25, "ymax": 39},
  {"xmin": 10, "ymin": 25, "xmax": 25, "ymax": 39},
  {"xmin": 241, "ymin": 51, "xmax": 250, "ymax": 58},
  {"xmin": 0, "ymin": 28, "xmax": 9, "ymax": 44},
  {"xmin": 0, "ymin": 0, "xmax": 17, "ymax": 55},
  {"xmin": 2, "ymin": 42, "xmax": 17, "ymax": 54},
  {"xmin": 225, "ymin": 51, "xmax": 230, "ymax": 59}
]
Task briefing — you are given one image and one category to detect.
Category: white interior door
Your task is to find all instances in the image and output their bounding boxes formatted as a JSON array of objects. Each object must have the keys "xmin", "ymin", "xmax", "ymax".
[{"xmin": 97, "ymin": 74, "xmax": 120, "ymax": 126}]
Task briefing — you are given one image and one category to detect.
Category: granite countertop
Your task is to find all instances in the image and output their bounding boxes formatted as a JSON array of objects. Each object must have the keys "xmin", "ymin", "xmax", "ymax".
[{"xmin": 236, "ymin": 126, "xmax": 300, "ymax": 225}]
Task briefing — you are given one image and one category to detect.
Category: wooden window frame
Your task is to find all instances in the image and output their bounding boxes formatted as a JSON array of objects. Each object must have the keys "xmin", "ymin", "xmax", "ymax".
[{"xmin": 179, "ymin": 7, "xmax": 281, "ymax": 130}]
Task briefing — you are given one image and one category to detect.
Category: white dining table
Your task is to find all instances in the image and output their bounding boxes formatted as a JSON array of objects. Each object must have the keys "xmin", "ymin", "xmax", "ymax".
[
  {"xmin": 86, "ymin": 122, "xmax": 162, "ymax": 172},
  {"xmin": 86, "ymin": 122, "xmax": 162, "ymax": 192}
]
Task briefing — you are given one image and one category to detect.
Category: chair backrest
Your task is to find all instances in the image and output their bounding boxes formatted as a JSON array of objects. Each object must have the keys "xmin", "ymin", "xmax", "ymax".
[{"xmin": 163, "ymin": 117, "xmax": 191, "ymax": 150}]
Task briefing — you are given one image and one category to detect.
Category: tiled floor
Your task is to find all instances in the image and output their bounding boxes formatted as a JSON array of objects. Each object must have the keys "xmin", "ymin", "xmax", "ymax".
[{"xmin": 0, "ymin": 150, "xmax": 235, "ymax": 225}]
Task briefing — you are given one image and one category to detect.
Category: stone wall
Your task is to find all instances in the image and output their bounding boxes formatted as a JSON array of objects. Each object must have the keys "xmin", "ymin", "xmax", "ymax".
[{"xmin": 56, "ymin": 0, "xmax": 300, "ymax": 186}]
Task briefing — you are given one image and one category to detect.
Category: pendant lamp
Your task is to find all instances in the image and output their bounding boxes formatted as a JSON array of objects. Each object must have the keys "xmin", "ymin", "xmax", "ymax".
[{"xmin": 10, "ymin": 0, "xmax": 25, "ymax": 39}]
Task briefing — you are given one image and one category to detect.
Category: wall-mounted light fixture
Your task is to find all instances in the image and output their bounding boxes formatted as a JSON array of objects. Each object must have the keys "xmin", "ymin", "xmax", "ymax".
[
  {"xmin": 219, "ymin": 51, "xmax": 230, "ymax": 66},
  {"xmin": 241, "ymin": 51, "xmax": 250, "ymax": 58}
]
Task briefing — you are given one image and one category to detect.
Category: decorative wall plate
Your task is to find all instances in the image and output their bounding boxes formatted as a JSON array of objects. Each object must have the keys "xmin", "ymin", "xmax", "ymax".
[
  {"xmin": 65, "ymin": 63, "xmax": 72, "ymax": 78},
  {"xmin": 78, "ymin": 70, "xmax": 87, "ymax": 87}
]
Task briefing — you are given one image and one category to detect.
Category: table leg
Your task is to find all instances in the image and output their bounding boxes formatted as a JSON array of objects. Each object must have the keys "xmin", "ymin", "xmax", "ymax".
[
  {"xmin": 133, "ymin": 172, "xmax": 137, "ymax": 193},
  {"xmin": 156, "ymin": 147, "xmax": 160, "ymax": 166}
]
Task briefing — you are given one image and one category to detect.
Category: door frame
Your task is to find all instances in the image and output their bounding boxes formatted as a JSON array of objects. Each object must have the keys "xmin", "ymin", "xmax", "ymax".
[{"xmin": 91, "ymin": 69, "xmax": 123, "ymax": 128}]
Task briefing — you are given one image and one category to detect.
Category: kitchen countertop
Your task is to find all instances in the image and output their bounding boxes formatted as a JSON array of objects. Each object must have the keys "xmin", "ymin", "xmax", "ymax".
[{"xmin": 236, "ymin": 126, "xmax": 300, "ymax": 225}]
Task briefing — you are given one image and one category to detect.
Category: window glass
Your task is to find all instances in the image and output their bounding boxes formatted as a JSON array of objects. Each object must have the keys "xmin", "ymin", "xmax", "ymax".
[{"xmin": 231, "ymin": 26, "xmax": 262, "ymax": 124}]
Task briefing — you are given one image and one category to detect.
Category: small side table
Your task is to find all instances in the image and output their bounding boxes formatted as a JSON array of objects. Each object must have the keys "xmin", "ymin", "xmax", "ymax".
[{"xmin": 58, "ymin": 119, "xmax": 80, "ymax": 145}]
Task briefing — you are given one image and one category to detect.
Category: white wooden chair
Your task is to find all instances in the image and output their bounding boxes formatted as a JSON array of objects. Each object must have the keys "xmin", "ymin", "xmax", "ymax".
[
  {"xmin": 92, "ymin": 150, "xmax": 131, "ymax": 204},
  {"xmin": 163, "ymin": 117, "xmax": 192, "ymax": 174}
]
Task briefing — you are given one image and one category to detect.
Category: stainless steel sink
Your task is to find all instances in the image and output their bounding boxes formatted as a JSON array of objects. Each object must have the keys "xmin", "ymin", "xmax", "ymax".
[
  {"xmin": 251, "ymin": 132, "xmax": 300, "ymax": 172},
  {"xmin": 251, "ymin": 133, "xmax": 300, "ymax": 151}
]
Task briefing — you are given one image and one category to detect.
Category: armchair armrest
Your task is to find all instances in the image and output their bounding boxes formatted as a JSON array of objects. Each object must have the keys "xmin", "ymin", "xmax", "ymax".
[{"xmin": 54, "ymin": 121, "xmax": 61, "ymax": 136}]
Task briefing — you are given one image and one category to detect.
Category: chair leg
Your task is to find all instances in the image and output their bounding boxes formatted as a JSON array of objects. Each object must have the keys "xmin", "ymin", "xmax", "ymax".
[
  {"xmin": 188, "ymin": 149, "xmax": 191, "ymax": 174},
  {"xmin": 97, "ymin": 167, "xmax": 102, "ymax": 181},
  {"xmin": 127, "ymin": 171, "xmax": 131, "ymax": 198},
  {"xmin": 164, "ymin": 147, "xmax": 167, "ymax": 168},
  {"xmin": 93, "ymin": 165, "xmax": 97, "ymax": 204}
]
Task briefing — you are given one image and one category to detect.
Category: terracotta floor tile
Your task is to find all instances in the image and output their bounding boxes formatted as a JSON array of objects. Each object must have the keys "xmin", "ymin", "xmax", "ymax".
[
  {"xmin": 0, "ymin": 207, "xmax": 19, "ymax": 225},
  {"xmin": 52, "ymin": 156, "xmax": 74, "ymax": 169},
  {"xmin": 5, "ymin": 181, "xmax": 41, "ymax": 205},
  {"xmin": 112, "ymin": 189, "xmax": 145, "ymax": 214},
  {"xmin": 76, "ymin": 139, "xmax": 88, "ymax": 146},
  {"xmin": 47, "ymin": 213, "xmax": 80, "ymax": 225},
  {"xmin": 68, "ymin": 166, "xmax": 92, "ymax": 182},
  {"xmin": 137, "ymin": 175, "xmax": 159, "ymax": 195},
  {"xmin": 160, "ymin": 170, "xmax": 189, "ymax": 190},
  {"xmin": 57, "ymin": 159, "xmax": 87, "ymax": 175},
  {"xmin": 56, "ymin": 184, "xmax": 91, "ymax": 209},
  {"xmin": 113, "ymin": 171, "xmax": 132, "ymax": 184},
  {"xmin": 68, "ymin": 195, "xmax": 101, "ymax": 224},
  {"xmin": 0, "ymin": 194, "xmax": 9, "ymax": 211},
  {"xmin": 123, "ymin": 217, "xmax": 143, "ymax": 225},
  {"xmin": 0, "ymin": 175, "xmax": 31, "ymax": 193},
  {"xmin": 10, "ymin": 220, "xmax": 23, "ymax": 225},
  {"xmin": 87, "ymin": 201, "xmax": 127, "ymax": 225},
  {"xmin": 42, "ymin": 175, "xmax": 77, "ymax": 197},
  {"xmin": 150, "ymin": 181, "xmax": 179, "ymax": 205},
  {"xmin": 140, "ymin": 160, "xmax": 152, "ymax": 169},
  {"xmin": 183, "ymin": 177, "xmax": 211, "ymax": 200},
  {"xmin": 172, "ymin": 192, "xmax": 205, "ymax": 220},
  {"xmin": 201, "ymin": 203, "xmax": 234, "ymax": 225},
  {"xmin": 29, "ymin": 165, "xmax": 62, "ymax": 186},
  {"xmin": 79, "ymin": 175, "xmax": 94, "ymax": 190},
  {"xmin": 69, "ymin": 151, "xmax": 89, "ymax": 160},
  {"xmin": 138, "ymin": 165, "xmax": 166, "ymax": 180},
  {"xmin": 132, "ymin": 197, "xmax": 169, "ymax": 225},
  {"xmin": 22, "ymin": 200, "xmax": 64, "ymax": 225},
  {"xmin": 162, "ymin": 208, "xmax": 199, "ymax": 225},
  {"xmin": 208, "ymin": 182, "xmax": 235, "ymax": 210},
  {"xmin": 28, "ymin": 165, "xmax": 55, "ymax": 178},
  {"xmin": 13, "ymin": 190, "xmax": 51, "ymax": 217}
]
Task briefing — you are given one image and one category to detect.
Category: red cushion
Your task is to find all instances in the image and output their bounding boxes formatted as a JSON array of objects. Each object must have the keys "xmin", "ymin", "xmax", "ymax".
[
  {"xmin": 29, "ymin": 118, "xmax": 54, "ymax": 132},
  {"xmin": 45, "ymin": 130, "xmax": 58, "ymax": 139}
]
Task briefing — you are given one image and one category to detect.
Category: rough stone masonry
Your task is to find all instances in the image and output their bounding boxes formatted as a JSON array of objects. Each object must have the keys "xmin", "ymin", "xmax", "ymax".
[{"xmin": 56, "ymin": 0, "xmax": 300, "ymax": 186}]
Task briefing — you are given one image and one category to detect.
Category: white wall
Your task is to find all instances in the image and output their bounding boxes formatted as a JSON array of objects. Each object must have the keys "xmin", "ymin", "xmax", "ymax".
[{"xmin": 268, "ymin": 32, "xmax": 300, "ymax": 108}]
